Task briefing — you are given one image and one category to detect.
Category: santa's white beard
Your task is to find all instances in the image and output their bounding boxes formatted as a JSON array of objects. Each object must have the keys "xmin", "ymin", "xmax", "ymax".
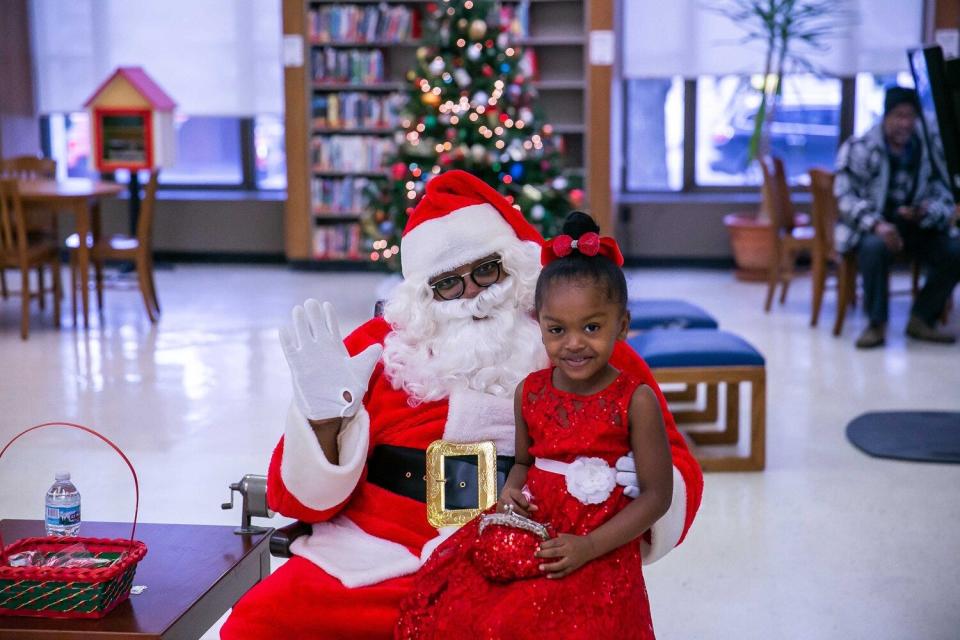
[{"xmin": 382, "ymin": 256, "xmax": 548, "ymax": 405}]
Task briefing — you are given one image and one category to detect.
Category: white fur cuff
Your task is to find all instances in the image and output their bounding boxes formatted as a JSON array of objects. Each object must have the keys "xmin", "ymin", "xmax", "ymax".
[
  {"xmin": 641, "ymin": 466, "xmax": 687, "ymax": 565},
  {"xmin": 279, "ymin": 403, "xmax": 369, "ymax": 511}
]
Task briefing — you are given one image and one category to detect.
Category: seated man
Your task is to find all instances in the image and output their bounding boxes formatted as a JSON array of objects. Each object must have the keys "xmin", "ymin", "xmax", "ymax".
[
  {"xmin": 834, "ymin": 86, "xmax": 960, "ymax": 349},
  {"xmin": 222, "ymin": 171, "xmax": 703, "ymax": 639}
]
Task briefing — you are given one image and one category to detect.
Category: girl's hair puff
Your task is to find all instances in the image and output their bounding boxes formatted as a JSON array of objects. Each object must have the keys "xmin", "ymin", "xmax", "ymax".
[{"xmin": 534, "ymin": 211, "xmax": 628, "ymax": 313}]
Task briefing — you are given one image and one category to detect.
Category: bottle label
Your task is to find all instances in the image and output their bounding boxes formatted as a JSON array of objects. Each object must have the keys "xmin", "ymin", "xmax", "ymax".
[{"xmin": 46, "ymin": 504, "xmax": 80, "ymax": 527}]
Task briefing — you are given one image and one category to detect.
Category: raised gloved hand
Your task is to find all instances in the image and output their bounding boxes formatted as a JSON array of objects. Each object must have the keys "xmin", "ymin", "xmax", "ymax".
[
  {"xmin": 279, "ymin": 299, "xmax": 382, "ymax": 421},
  {"xmin": 615, "ymin": 452, "xmax": 640, "ymax": 499}
]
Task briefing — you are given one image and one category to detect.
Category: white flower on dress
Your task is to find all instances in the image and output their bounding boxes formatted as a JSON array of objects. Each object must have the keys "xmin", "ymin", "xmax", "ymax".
[{"xmin": 565, "ymin": 456, "xmax": 616, "ymax": 505}]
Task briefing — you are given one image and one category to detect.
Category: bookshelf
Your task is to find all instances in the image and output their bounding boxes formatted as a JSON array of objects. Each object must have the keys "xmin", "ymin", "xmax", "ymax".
[{"xmin": 282, "ymin": 0, "xmax": 608, "ymax": 263}]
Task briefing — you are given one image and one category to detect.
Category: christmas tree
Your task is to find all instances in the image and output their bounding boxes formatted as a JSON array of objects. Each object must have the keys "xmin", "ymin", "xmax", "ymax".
[{"xmin": 363, "ymin": 0, "xmax": 582, "ymax": 267}]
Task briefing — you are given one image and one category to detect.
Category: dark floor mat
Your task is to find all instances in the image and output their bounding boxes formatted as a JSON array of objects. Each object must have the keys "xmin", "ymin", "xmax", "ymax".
[{"xmin": 846, "ymin": 411, "xmax": 960, "ymax": 463}]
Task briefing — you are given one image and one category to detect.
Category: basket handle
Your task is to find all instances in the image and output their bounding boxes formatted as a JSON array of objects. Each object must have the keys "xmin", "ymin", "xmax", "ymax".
[{"xmin": 0, "ymin": 422, "xmax": 139, "ymax": 566}]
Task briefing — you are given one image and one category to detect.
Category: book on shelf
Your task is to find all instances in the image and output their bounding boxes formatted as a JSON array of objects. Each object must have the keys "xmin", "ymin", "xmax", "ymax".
[
  {"xmin": 311, "ymin": 92, "xmax": 403, "ymax": 129},
  {"xmin": 309, "ymin": 4, "xmax": 420, "ymax": 44},
  {"xmin": 311, "ymin": 176, "xmax": 374, "ymax": 214},
  {"xmin": 311, "ymin": 48, "xmax": 384, "ymax": 84},
  {"xmin": 313, "ymin": 224, "xmax": 363, "ymax": 260},
  {"xmin": 310, "ymin": 135, "xmax": 393, "ymax": 172}
]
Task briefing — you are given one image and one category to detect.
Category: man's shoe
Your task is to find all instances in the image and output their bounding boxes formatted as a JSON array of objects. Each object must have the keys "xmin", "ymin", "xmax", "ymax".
[
  {"xmin": 855, "ymin": 324, "xmax": 886, "ymax": 349},
  {"xmin": 905, "ymin": 316, "xmax": 957, "ymax": 344}
]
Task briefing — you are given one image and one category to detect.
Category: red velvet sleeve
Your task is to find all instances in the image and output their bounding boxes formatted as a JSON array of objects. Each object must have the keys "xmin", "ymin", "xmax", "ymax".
[{"xmin": 610, "ymin": 341, "xmax": 703, "ymax": 545}]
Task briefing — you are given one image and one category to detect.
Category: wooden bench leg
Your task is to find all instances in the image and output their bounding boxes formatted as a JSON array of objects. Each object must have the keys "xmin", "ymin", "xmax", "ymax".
[
  {"xmin": 672, "ymin": 383, "xmax": 718, "ymax": 424},
  {"xmin": 664, "ymin": 383, "xmax": 697, "ymax": 403},
  {"xmin": 688, "ymin": 382, "xmax": 740, "ymax": 445}
]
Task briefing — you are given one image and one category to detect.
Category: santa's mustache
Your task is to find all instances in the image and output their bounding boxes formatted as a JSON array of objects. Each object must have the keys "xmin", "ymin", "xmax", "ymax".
[{"xmin": 431, "ymin": 278, "xmax": 516, "ymax": 320}]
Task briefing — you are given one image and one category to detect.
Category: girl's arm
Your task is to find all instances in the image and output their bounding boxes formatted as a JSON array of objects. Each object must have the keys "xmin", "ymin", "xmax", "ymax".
[
  {"xmin": 499, "ymin": 382, "xmax": 537, "ymax": 516},
  {"xmin": 537, "ymin": 384, "xmax": 673, "ymax": 578}
]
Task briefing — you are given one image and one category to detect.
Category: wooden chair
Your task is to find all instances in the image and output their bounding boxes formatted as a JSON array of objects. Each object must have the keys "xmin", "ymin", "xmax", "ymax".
[
  {"xmin": 0, "ymin": 178, "xmax": 62, "ymax": 339},
  {"xmin": 0, "ymin": 156, "xmax": 58, "ymax": 304},
  {"xmin": 761, "ymin": 155, "xmax": 815, "ymax": 312},
  {"xmin": 66, "ymin": 169, "xmax": 161, "ymax": 324}
]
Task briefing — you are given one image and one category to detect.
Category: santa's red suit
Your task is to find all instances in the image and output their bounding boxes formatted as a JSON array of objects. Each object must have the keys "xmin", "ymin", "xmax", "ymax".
[{"xmin": 222, "ymin": 171, "xmax": 703, "ymax": 639}]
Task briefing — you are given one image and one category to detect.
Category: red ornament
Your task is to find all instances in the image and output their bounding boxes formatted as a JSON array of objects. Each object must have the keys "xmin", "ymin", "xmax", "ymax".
[
  {"xmin": 502, "ymin": 174, "xmax": 513, "ymax": 184},
  {"xmin": 499, "ymin": 113, "xmax": 509, "ymax": 123},
  {"xmin": 485, "ymin": 40, "xmax": 494, "ymax": 48},
  {"xmin": 391, "ymin": 162, "xmax": 407, "ymax": 180},
  {"xmin": 406, "ymin": 207, "xmax": 415, "ymax": 215},
  {"xmin": 439, "ymin": 153, "xmax": 452, "ymax": 166},
  {"xmin": 514, "ymin": 75, "xmax": 525, "ymax": 84},
  {"xmin": 426, "ymin": 3, "xmax": 437, "ymax": 12},
  {"xmin": 570, "ymin": 188, "xmax": 585, "ymax": 207},
  {"xmin": 482, "ymin": 65, "xmax": 494, "ymax": 77}
]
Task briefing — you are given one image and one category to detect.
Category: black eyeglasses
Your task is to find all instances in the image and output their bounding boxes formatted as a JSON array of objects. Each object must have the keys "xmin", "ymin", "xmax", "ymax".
[{"xmin": 429, "ymin": 259, "xmax": 503, "ymax": 300}]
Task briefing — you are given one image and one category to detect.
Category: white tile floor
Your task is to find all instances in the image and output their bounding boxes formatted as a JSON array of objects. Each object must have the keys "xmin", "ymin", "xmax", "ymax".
[{"xmin": 1, "ymin": 264, "xmax": 958, "ymax": 639}]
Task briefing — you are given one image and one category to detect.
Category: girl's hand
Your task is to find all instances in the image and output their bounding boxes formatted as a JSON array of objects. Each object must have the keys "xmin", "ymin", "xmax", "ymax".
[
  {"xmin": 536, "ymin": 534, "xmax": 596, "ymax": 579},
  {"xmin": 498, "ymin": 486, "xmax": 537, "ymax": 518}
]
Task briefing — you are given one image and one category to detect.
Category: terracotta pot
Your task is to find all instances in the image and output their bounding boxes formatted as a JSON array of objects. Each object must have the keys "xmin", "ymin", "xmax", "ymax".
[{"xmin": 723, "ymin": 212, "xmax": 773, "ymax": 282}]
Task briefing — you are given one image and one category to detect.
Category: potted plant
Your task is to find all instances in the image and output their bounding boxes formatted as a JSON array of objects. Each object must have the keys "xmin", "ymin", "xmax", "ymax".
[{"xmin": 715, "ymin": 0, "xmax": 844, "ymax": 280}]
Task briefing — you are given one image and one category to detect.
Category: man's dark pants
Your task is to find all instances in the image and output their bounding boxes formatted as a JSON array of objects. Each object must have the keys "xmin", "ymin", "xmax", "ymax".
[{"xmin": 857, "ymin": 225, "xmax": 960, "ymax": 326}]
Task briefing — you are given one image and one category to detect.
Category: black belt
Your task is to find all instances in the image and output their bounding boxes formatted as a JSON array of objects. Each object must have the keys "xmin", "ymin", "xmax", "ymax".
[{"xmin": 367, "ymin": 445, "xmax": 514, "ymax": 509}]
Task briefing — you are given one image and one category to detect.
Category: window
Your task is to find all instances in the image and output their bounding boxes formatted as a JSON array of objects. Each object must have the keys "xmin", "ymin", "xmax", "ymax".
[
  {"xmin": 255, "ymin": 115, "xmax": 287, "ymax": 190},
  {"xmin": 623, "ymin": 78, "xmax": 684, "ymax": 191},
  {"xmin": 42, "ymin": 115, "xmax": 284, "ymax": 191},
  {"xmin": 696, "ymin": 74, "xmax": 841, "ymax": 187},
  {"xmin": 159, "ymin": 117, "xmax": 243, "ymax": 186}
]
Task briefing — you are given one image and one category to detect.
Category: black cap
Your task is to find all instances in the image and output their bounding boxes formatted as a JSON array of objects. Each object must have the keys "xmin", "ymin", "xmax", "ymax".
[{"xmin": 884, "ymin": 86, "xmax": 919, "ymax": 116}]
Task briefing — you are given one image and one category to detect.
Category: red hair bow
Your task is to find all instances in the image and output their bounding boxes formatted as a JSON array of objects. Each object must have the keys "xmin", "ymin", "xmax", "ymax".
[{"xmin": 541, "ymin": 232, "xmax": 624, "ymax": 266}]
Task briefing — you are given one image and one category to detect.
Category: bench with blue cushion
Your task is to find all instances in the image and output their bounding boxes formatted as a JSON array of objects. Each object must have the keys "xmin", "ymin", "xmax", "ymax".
[
  {"xmin": 629, "ymin": 329, "xmax": 766, "ymax": 472},
  {"xmin": 627, "ymin": 299, "xmax": 719, "ymax": 331}
]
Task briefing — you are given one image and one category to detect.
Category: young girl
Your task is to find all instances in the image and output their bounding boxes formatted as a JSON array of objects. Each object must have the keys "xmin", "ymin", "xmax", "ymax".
[{"xmin": 395, "ymin": 212, "xmax": 675, "ymax": 639}]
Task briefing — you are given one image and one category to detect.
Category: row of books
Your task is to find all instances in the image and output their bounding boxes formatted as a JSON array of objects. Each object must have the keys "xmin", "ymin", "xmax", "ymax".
[
  {"xmin": 308, "ymin": 5, "xmax": 418, "ymax": 43},
  {"xmin": 313, "ymin": 225, "xmax": 364, "ymax": 260},
  {"xmin": 501, "ymin": 1, "xmax": 531, "ymax": 37},
  {"xmin": 312, "ymin": 93, "xmax": 403, "ymax": 129},
  {"xmin": 311, "ymin": 176, "xmax": 373, "ymax": 214},
  {"xmin": 310, "ymin": 136, "xmax": 393, "ymax": 172},
  {"xmin": 311, "ymin": 49, "xmax": 384, "ymax": 85}
]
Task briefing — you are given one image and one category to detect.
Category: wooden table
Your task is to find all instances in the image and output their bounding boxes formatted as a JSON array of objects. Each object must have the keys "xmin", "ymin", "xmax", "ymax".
[
  {"xmin": 0, "ymin": 520, "xmax": 272, "ymax": 640},
  {"xmin": 17, "ymin": 179, "xmax": 124, "ymax": 327}
]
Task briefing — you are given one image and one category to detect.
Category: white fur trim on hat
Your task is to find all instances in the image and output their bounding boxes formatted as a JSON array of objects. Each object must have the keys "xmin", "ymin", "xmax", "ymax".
[{"xmin": 401, "ymin": 203, "xmax": 528, "ymax": 281}]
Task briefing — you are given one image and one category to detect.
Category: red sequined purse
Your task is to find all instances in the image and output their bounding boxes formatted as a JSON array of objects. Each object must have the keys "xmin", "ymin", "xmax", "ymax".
[{"xmin": 470, "ymin": 508, "xmax": 552, "ymax": 583}]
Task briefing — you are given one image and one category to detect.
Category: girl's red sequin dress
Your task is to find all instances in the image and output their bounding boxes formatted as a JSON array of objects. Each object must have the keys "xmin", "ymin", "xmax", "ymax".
[{"xmin": 395, "ymin": 368, "xmax": 655, "ymax": 639}]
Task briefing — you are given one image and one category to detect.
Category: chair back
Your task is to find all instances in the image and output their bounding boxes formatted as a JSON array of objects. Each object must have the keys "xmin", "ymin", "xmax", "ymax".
[
  {"xmin": 0, "ymin": 179, "xmax": 28, "ymax": 264},
  {"xmin": 136, "ymin": 169, "xmax": 160, "ymax": 247},
  {"xmin": 760, "ymin": 155, "xmax": 796, "ymax": 234},
  {"xmin": 0, "ymin": 156, "xmax": 56, "ymax": 180},
  {"xmin": 808, "ymin": 168, "xmax": 837, "ymax": 256}
]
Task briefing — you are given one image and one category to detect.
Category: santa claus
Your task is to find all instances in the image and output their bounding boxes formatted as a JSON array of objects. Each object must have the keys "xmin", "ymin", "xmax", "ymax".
[{"xmin": 222, "ymin": 171, "xmax": 702, "ymax": 639}]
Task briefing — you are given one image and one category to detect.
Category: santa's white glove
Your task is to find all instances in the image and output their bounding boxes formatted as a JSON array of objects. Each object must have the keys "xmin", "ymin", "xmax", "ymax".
[
  {"xmin": 279, "ymin": 299, "xmax": 382, "ymax": 420},
  {"xmin": 615, "ymin": 452, "xmax": 640, "ymax": 499}
]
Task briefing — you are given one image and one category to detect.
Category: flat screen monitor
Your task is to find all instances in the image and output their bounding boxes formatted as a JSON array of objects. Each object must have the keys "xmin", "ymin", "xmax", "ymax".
[{"xmin": 908, "ymin": 46, "xmax": 960, "ymax": 200}]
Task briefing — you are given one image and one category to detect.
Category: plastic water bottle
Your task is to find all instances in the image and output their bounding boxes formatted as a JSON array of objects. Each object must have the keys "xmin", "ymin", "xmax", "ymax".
[{"xmin": 45, "ymin": 472, "xmax": 81, "ymax": 536}]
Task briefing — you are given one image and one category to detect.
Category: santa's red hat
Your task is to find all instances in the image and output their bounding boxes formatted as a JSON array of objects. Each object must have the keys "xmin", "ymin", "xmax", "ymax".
[{"xmin": 400, "ymin": 170, "xmax": 543, "ymax": 281}]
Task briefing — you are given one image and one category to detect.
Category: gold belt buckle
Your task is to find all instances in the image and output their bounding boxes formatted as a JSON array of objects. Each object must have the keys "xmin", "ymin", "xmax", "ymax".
[{"xmin": 425, "ymin": 440, "xmax": 497, "ymax": 528}]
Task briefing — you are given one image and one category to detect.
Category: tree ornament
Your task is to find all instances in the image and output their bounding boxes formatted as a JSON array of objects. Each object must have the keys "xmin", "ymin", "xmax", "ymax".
[
  {"xmin": 457, "ymin": 18, "xmax": 468, "ymax": 30},
  {"xmin": 552, "ymin": 176, "xmax": 568, "ymax": 190},
  {"xmin": 472, "ymin": 90, "xmax": 489, "ymax": 104},
  {"xmin": 466, "ymin": 45, "xmax": 481, "ymax": 61},
  {"xmin": 469, "ymin": 19, "xmax": 487, "ymax": 40},
  {"xmin": 391, "ymin": 162, "xmax": 407, "ymax": 180},
  {"xmin": 509, "ymin": 163, "xmax": 524, "ymax": 180},
  {"xmin": 422, "ymin": 92, "xmax": 441, "ymax": 107},
  {"xmin": 497, "ymin": 32, "xmax": 509, "ymax": 49},
  {"xmin": 482, "ymin": 64, "xmax": 494, "ymax": 78},
  {"xmin": 570, "ymin": 188, "xmax": 585, "ymax": 208},
  {"xmin": 522, "ymin": 184, "xmax": 542, "ymax": 202},
  {"xmin": 531, "ymin": 204, "xmax": 546, "ymax": 220},
  {"xmin": 470, "ymin": 144, "xmax": 486, "ymax": 161},
  {"xmin": 454, "ymin": 68, "xmax": 471, "ymax": 87},
  {"xmin": 429, "ymin": 57, "xmax": 445, "ymax": 75},
  {"xmin": 416, "ymin": 47, "xmax": 430, "ymax": 61}
]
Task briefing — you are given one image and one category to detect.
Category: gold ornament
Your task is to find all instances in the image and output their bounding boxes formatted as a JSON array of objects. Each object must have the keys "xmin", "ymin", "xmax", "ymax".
[
  {"xmin": 469, "ymin": 19, "xmax": 487, "ymax": 40},
  {"xmin": 422, "ymin": 92, "xmax": 442, "ymax": 107}
]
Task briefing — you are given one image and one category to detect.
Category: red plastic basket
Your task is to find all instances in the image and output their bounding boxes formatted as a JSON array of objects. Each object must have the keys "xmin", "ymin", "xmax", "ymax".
[{"xmin": 0, "ymin": 422, "xmax": 147, "ymax": 619}]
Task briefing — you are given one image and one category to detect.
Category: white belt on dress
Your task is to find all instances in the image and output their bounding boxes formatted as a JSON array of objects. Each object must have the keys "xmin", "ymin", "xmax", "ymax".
[{"xmin": 534, "ymin": 456, "xmax": 617, "ymax": 505}]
